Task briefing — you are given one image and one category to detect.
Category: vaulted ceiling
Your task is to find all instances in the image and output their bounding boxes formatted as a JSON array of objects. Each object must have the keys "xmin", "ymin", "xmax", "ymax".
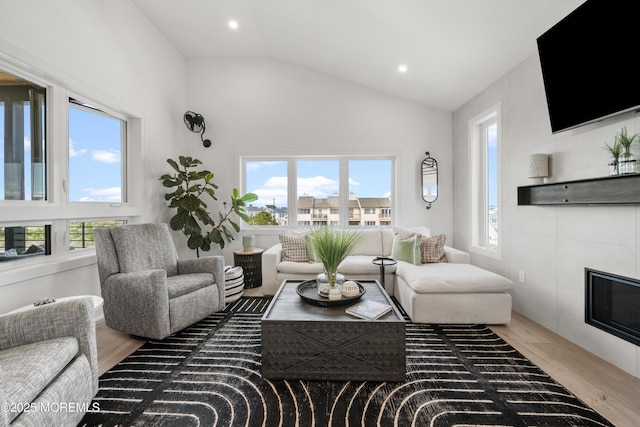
[{"xmin": 132, "ymin": 0, "xmax": 584, "ymax": 111}]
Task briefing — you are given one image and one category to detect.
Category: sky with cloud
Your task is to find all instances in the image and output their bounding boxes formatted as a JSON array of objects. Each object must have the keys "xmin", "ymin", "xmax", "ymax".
[
  {"xmin": 68, "ymin": 105, "xmax": 122, "ymax": 202},
  {"xmin": 246, "ymin": 159, "xmax": 392, "ymax": 208}
]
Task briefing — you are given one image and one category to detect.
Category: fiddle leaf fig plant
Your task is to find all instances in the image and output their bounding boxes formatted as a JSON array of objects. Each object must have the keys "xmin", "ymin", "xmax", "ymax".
[{"xmin": 160, "ymin": 156, "xmax": 258, "ymax": 255}]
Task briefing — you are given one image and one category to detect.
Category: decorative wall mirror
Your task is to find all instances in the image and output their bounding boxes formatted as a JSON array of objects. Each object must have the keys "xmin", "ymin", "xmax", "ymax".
[{"xmin": 421, "ymin": 151, "xmax": 438, "ymax": 209}]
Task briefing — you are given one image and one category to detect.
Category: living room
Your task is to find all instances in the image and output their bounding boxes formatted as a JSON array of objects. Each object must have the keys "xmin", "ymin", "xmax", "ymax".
[{"xmin": 1, "ymin": 1, "xmax": 639, "ymax": 426}]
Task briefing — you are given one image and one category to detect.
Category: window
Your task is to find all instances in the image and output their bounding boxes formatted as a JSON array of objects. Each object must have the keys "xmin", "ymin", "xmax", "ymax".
[
  {"xmin": 0, "ymin": 64, "xmax": 139, "ymax": 269},
  {"xmin": 0, "ymin": 72, "xmax": 46, "ymax": 201},
  {"xmin": 469, "ymin": 104, "xmax": 501, "ymax": 258},
  {"xmin": 243, "ymin": 156, "xmax": 394, "ymax": 228},
  {"xmin": 68, "ymin": 220, "xmax": 125, "ymax": 249},
  {"xmin": 245, "ymin": 160, "xmax": 288, "ymax": 226},
  {"xmin": 0, "ymin": 225, "xmax": 50, "ymax": 262},
  {"xmin": 69, "ymin": 100, "xmax": 125, "ymax": 203}
]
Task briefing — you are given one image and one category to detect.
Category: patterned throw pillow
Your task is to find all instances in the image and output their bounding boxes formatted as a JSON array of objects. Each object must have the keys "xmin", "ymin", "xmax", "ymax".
[
  {"xmin": 391, "ymin": 233, "xmax": 421, "ymax": 265},
  {"xmin": 420, "ymin": 233, "xmax": 448, "ymax": 263},
  {"xmin": 279, "ymin": 234, "xmax": 310, "ymax": 262}
]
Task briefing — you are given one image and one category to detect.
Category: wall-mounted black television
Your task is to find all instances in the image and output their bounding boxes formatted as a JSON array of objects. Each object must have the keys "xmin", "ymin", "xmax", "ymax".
[{"xmin": 537, "ymin": 1, "xmax": 640, "ymax": 133}]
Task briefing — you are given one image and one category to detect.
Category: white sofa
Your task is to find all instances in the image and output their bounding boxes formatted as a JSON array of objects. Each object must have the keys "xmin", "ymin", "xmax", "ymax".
[{"xmin": 261, "ymin": 228, "xmax": 514, "ymax": 324}]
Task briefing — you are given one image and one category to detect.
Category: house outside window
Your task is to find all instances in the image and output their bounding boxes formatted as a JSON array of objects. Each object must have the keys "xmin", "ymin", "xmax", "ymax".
[
  {"xmin": 243, "ymin": 156, "xmax": 393, "ymax": 228},
  {"xmin": 469, "ymin": 103, "xmax": 502, "ymax": 259}
]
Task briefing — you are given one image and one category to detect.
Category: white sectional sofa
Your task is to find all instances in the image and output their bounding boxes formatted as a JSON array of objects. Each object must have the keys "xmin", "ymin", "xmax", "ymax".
[{"xmin": 261, "ymin": 228, "xmax": 514, "ymax": 324}]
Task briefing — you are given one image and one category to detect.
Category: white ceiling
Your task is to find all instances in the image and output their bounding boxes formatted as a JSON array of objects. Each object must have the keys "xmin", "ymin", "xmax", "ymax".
[{"xmin": 132, "ymin": 0, "xmax": 584, "ymax": 111}]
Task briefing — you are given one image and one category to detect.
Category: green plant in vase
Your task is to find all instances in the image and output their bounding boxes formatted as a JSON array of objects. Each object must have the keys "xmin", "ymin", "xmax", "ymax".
[
  {"xmin": 603, "ymin": 138, "xmax": 623, "ymax": 176},
  {"xmin": 307, "ymin": 226, "xmax": 361, "ymax": 296},
  {"xmin": 615, "ymin": 127, "xmax": 639, "ymax": 174}
]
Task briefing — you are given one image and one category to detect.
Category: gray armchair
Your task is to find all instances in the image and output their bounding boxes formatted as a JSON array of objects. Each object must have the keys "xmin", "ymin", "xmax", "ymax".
[
  {"xmin": 0, "ymin": 297, "xmax": 98, "ymax": 426},
  {"xmin": 94, "ymin": 223, "xmax": 225, "ymax": 340}
]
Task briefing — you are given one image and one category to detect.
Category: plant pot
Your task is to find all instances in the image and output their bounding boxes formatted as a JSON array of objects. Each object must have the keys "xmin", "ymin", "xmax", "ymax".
[{"xmin": 242, "ymin": 234, "xmax": 255, "ymax": 251}]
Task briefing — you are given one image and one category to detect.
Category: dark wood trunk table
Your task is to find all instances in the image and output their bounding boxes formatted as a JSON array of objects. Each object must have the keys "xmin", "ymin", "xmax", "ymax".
[{"xmin": 261, "ymin": 279, "xmax": 406, "ymax": 381}]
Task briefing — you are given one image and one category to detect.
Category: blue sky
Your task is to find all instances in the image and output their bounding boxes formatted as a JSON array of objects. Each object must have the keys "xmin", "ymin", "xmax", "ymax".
[
  {"xmin": 487, "ymin": 123, "xmax": 498, "ymax": 207},
  {"xmin": 246, "ymin": 159, "xmax": 392, "ymax": 208},
  {"xmin": 68, "ymin": 105, "xmax": 122, "ymax": 202}
]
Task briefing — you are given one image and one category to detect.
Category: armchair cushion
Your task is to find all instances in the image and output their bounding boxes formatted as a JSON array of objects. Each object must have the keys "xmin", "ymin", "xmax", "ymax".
[
  {"xmin": 0, "ymin": 298, "xmax": 98, "ymax": 394},
  {"xmin": 0, "ymin": 337, "xmax": 78, "ymax": 422},
  {"xmin": 109, "ymin": 223, "xmax": 179, "ymax": 276},
  {"xmin": 167, "ymin": 273, "xmax": 215, "ymax": 299},
  {"xmin": 0, "ymin": 298, "xmax": 97, "ymax": 424}
]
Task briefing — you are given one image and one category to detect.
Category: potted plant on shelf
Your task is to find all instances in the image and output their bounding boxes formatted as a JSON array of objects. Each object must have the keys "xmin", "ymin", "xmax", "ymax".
[
  {"xmin": 307, "ymin": 226, "xmax": 361, "ymax": 299},
  {"xmin": 160, "ymin": 156, "xmax": 258, "ymax": 256},
  {"xmin": 615, "ymin": 127, "xmax": 638, "ymax": 174},
  {"xmin": 603, "ymin": 138, "xmax": 623, "ymax": 176}
]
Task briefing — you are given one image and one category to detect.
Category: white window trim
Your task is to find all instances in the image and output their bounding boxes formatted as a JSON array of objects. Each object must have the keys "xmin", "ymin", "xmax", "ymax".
[
  {"xmin": 468, "ymin": 103, "xmax": 502, "ymax": 260},
  {"xmin": 238, "ymin": 152, "xmax": 397, "ymax": 233},
  {"xmin": 67, "ymin": 97, "xmax": 129, "ymax": 205},
  {"xmin": 0, "ymin": 52, "xmax": 143, "ymax": 282}
]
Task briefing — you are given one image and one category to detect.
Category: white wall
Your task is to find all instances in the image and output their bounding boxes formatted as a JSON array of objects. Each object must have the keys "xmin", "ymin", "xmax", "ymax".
[
  {"xmin": 453, "ymin": 54, "xmax": 640, "ymax": 378},
  {"xmin": 184, "ymin": 58, "xmax": 453, "ymax": 259},
  {"xmin": 0, "ymin": 0, "xmax": 186, "ymax": 312},
  {"xmin": 0, "ymin": 3, "xmax": 454, "ymax": 312}
]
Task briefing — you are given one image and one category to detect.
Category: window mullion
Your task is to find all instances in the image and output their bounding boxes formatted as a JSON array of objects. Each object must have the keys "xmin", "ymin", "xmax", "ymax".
[
  {"xmin": 48, "ymin": 86, "xmax": 69, "ymax": 207},
  {"xmin": 288, "ymin": 159, "xmax": 297, "ymax": 226},
  {"xmin": 339, "ymin": 159, "xmax": 349, "ymax": 226}
]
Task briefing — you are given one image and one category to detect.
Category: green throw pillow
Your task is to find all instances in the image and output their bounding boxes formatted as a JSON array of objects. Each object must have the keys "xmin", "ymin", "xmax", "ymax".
[{"xmin": 391, "ymin": 233, "xmax": 421, "ymax": 265}]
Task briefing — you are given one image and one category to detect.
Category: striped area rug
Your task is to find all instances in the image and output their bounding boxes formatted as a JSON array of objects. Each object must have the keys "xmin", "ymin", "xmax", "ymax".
[{"xmin": 80, "ymin": 297, "xmax": 613, "ymax": 426}]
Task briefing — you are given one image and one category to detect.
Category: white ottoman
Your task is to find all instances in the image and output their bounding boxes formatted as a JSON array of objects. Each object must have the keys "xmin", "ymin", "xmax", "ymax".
[
  {"xmin": 395, "ymin": 262, "xmax": 514, "ymax": 324},
  {"xmin": 224, "ymin": 265, "xmax": 244, "ymax": 304}
]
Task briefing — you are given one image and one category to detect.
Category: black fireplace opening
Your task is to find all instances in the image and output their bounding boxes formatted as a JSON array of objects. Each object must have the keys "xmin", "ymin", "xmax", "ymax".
[{"xmin": 585, "ymin": 268, "xmax": 640, "ymax": 346}]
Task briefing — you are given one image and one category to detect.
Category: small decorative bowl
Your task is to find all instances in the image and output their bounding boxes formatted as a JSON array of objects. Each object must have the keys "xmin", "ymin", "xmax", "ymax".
[{"xmin": 341, "ymin": 280, "xmax": 360, "ymax": 298}]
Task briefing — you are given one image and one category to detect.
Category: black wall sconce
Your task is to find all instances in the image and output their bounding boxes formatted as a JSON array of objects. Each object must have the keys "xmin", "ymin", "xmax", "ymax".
[{"xmin": 183, "ymin": 111, "xmax": 212, "ymax": 147}]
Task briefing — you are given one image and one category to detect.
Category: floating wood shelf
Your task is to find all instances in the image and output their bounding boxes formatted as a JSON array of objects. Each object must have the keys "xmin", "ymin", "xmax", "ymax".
[{"xmin": 517, "ymin": 174, "xmax": 640, "ymax": 205}]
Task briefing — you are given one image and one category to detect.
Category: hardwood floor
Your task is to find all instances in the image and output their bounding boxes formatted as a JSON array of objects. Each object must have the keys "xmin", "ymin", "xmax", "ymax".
[
  {"xmin": 95, "ymin": 319, "xmax": 144, "ymax": 376},
  {"xmin": 490, "ymin": 312, "xmax": 640, "ymax": 427},
  {"xmin": 96, "ymin": 286, "xmax": 640, "ymax": 426}
]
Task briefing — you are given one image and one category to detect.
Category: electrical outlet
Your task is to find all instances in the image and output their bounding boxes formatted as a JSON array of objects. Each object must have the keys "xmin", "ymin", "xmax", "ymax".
[{"xmin": 518, "ymin": 270, "xmax": 526, "ymax": 284}]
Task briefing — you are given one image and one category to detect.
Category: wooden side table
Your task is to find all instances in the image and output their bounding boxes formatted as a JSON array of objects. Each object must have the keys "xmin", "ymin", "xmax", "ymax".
[{"xmin": 233, "ymin": 248, "xmax": 264, "ymax": 289}]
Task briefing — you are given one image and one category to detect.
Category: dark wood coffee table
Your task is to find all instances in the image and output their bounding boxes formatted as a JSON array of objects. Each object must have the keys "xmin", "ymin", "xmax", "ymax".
[{"xmin": 261, "ymin": 279, "xmax": 406, "ymax": 381}]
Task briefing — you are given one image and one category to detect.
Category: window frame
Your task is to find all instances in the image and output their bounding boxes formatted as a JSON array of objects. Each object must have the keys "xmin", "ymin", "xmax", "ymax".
[
  {"xmin": 67, "ymin": 97, "xmax": 128, "ymax": 204},
  {"xmin": 240, "ymin": 154, "xmax": 396, "ymax": 231},
  {"xmin": 468, "ymin": 103, "xmax": 502, "ymax": 259},
  {"xmin": 0, "ymin": 57, "xmax": 142, "ymax": 283}
]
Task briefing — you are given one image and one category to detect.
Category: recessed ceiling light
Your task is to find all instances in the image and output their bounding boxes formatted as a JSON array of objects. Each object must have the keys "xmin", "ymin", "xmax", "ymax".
[
  {"xmin": 228, "ymin": 20, "xmax": 239, "ymax": 30},
  {"xmin": 398, "ymin": 65, "xmax": 408, "ymax": 73}
]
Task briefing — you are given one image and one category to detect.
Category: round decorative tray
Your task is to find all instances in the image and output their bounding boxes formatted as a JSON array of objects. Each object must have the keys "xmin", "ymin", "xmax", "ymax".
[{"xmin": 296, "ymin": 280, "xmax": 366, "ymax": 307}]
